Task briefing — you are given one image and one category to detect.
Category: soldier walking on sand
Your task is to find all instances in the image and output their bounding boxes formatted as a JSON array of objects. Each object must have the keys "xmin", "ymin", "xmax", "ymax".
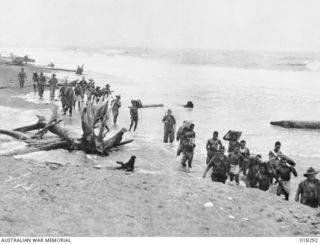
[
  {"xmin": 275, "ymin": 157, "xmax": 297, "ymax": 201},
  {"xmin": 295, "ymin": 167, "xmax": 320, "ymax": 208},
  {"xmin": 253, "ymin": 163, "xmax": 273, "ymax": 191},
  {"xmin": 203, "ymin": 146, "xmax": 230, "ymax": 183},
  {"xmin": 17, "ymin": 68, "xmax": 27, "ymax": 88},
  {"xmin": 49, "ymin": 73, "xmax": 58, "ymax": 101},
  {"xmin": 244, "ymin": 154, "xmax": 262, "ymax": 187},
  {"xmin": 228, "ymin": 146, "xmax": 243, "ymax": 185},
  {"xmin": 162, "ymin": 109, "xmax": 176, "ymax": 143}
]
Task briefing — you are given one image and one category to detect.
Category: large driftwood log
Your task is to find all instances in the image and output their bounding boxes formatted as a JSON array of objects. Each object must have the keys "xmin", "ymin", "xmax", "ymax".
[
  {"xmin": 14, "ymin": 115, "xmax": 46, "ymax": 132},
  {"xmin": 0, "ymin": 129, "xmax": 32, "ymax": 141},
  {"xmin": 0, "ymin": 102, "xmax": 133, "ymax": 156},
  {"xmin": 270, "ymin": 120, "xmax": 320, "ymax": 129}
]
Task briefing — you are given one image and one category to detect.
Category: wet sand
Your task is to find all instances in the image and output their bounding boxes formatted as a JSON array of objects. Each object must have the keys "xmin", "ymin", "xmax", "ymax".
[{"xmin": 0, "ymin": 59, "xmax": 319, "ymax": 236}]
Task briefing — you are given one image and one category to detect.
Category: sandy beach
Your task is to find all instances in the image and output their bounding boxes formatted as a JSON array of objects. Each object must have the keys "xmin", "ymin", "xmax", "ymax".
[{"xmin": 0, "ymin": 59, "xmax": 319, "ymax": 237}]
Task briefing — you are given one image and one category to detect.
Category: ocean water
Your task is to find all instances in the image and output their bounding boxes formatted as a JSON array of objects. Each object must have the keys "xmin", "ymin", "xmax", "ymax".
[{"xmin": 1, "ymin": 46, "xmax": 320, "ymax": 170}]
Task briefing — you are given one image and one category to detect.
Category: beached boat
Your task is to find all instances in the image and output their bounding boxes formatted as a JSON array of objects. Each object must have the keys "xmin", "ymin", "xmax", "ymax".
[{"xmin": 270, "ymin": 120, "xmax": 320, "ymax": 129}]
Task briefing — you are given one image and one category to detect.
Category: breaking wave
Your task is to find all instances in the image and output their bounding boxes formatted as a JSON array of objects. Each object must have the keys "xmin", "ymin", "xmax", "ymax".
[{"xmin": 306, "ymin": 60, "xmax": 320, "ymax": 71}]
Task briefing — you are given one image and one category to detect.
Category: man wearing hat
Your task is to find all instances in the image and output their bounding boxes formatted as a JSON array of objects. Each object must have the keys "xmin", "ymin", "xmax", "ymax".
[
  {"xmin": 87, "ymin": 79, "xmax": 95, "ymax": 101},
  {"xmin": 162, "ymin": 109, "xmax": 176, "ymax": 143},
  {"xmin": 49, "ymin": 73, "xmax": 58, "ymax": 101},
  {"xmin": 203, "ymin": 146, "xmax": 230, "ymax": 184},
  {"xmin": 112, "ymin": 95, "xmax": 121, "ymax": 125},
  {"xmin": 295, "ymin": 167, "xmax": 320, "ymax": 208},
  {"xmin": 275, "ymin": 157, "xmax": 297, "ymax": 201},
  {"xmin": 105, "ymin": 84, "xmax": 111, "ymax": 97}
]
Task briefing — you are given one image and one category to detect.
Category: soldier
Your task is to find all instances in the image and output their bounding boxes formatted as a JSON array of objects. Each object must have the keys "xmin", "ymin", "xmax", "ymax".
[
  {"xmin": 181, "ymin": 124, "xmax": 196, "ymax": 170},
  {"xmin": 74, "ymin": 83, "xmax": 82, "ymax": 111},
  {"xmin": 239, "ymin": 140, "xmax": 250, "ymax": 171},
  {"xmin": 275, "ymin": 158, "xmax": 298, "ymax": 201},
  {"xmin": 79, "ymin": 76, "xmax": 87, "ymax": 101},
  {"xmin": 253, "ymin": 163, "xmax": 273, "ymax": 191},
  {"xmin": 203, "ymin": 146, "xmax": 230, "ymax": 184},
  {"xmin": 295, "ymin": 167, "xmax": 320, "ymax": 208},
  {"xmin": 59, "ymin": 81, "xmax": 74, "ymax": 116},
  {"xmin": 38, "ymin": 72, "xmax": 46, "ymax": 99},
  {"xmin": 206, "ymin": 131, "xmax": 223, "ymax": 164},
  {"xmin": 269, "ymin": 141, "xmax": 283, "ymax": 168},
  {"xmin": 32, "ymin": 72, "xmax": 39, "ymax": 93},
  {"xmin": 112, "ymin": 95, "xmax": 122, "ymax": 125},
  {"xmin": 162, "ymin": 109, "xmax": 176, "ymax": 143},
  {"xmin": 244, "ymin": 155, "xmax": 262, "ymax": 187},
  {"xmin": 228, "ymin": 146, "xmax": 242, "ymax": 185},
  {"xmin": 49, "ymin": 73, "xmax": 58, "ymax": 101},
  {"xmin": 224, "ymin": 132, "xmax": 240, "ymax": 154},
  {"xmin": 129, "ymin": 105, "xmax": 138, "ymax": 131},
  {"xmin": 17, "ymin": 68, "xmax": 27, "ymax": 88}
]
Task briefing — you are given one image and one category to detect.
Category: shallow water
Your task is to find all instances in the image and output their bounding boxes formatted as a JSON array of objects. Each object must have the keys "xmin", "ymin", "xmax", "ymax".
[{"xmin": 1, "ymin": 47, "xmax": 320, "ymax": 173}]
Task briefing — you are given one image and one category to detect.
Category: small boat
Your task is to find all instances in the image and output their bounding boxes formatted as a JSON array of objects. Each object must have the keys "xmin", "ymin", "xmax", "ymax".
[{"xmin": 270, "ymin": 120, "xmax": 320, "ymax": 129}]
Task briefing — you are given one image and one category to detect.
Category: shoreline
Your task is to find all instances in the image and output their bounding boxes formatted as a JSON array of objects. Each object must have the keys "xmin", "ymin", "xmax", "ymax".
[{"xmin": 0, "ymin": 58, "xmax": 319, "ymax": 236}]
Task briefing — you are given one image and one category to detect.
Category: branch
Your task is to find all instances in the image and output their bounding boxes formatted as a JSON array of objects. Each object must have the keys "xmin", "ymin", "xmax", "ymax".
[{"xmin": 14, "ymin": 115, "xmax": 46, "ymax": 132}]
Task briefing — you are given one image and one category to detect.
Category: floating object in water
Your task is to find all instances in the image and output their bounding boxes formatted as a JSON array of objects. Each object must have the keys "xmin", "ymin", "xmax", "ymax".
[
  {"xmin": 270, "ymin": 120, "xmax": 320, "ymax": 130},
  {"xmin": 48, "ymin": 65, "xmax": 84, "ymax": 75},
  {"xmin": 8, "ymin": 53, "xmax": 35, "ymax": 65},
  {"xmin": 184, "ymin": 101, "xmax": 194, "ymax": 108},
  {"xmin": 130, "ymin": 99, "xmax": 163, "ymax": 108},
  {"xmin": 76, "ymin": 64, "xmax": 84, "ymax": 75}
]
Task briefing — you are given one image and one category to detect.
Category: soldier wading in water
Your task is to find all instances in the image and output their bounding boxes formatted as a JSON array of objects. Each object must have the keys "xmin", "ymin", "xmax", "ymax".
[{"xmin": 162, "ymin": 109, "xmax": 176, "ymax": 143}]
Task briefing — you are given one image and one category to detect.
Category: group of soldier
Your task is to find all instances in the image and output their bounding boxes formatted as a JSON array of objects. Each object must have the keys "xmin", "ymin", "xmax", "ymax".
[
  {"xmin": 19, "ymin": 69, "xmax": 133, "ymax": 129},
  {"xmin": 19, "ymin": 68, "xmax": 320, "ymax": 209},
  {"xmin": 161, "ymin": 109, "xmax": 320, "ymax": 209}
]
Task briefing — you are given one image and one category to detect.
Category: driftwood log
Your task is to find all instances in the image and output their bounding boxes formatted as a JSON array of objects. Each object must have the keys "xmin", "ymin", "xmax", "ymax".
[
  {"xmin": 0, "ymin": 98, "xmax": 133, "ymax": 156},
  {"xmin": 270, "ymin": 121, "xmax": 320, "ymax": 130}
]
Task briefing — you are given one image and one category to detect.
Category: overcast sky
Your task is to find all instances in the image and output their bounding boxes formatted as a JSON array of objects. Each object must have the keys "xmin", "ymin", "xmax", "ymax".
[{"xmin": 0, "ymin": 0, "xmax": 319, "ymax": 51}]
